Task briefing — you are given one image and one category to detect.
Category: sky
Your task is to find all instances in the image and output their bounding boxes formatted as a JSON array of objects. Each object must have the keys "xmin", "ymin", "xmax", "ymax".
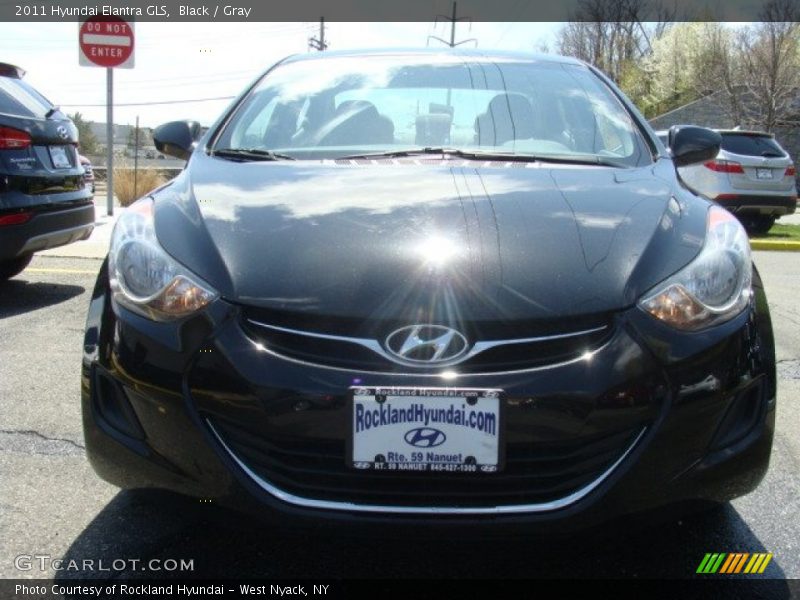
[{"xmin": 1, "ymin": 21, "xmax": 560, "ymax": 128}]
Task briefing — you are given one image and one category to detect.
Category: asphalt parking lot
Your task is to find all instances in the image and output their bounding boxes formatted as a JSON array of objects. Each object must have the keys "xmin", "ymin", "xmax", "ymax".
[{"xmin": 1, "ymin": 223, "xmax": 798, "ymax": 587}]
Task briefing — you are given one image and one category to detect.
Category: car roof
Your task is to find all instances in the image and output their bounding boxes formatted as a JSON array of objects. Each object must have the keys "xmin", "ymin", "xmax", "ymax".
[
  {"xmin": 280, "ymin": 48, "xmax": 584, "ymax": 67},
  {"xmin": 714, "ymin": 130, "xmax": 775, "ymax": 138},
  {"xmin": 654, "ymin": 128, "xmax": 775, "ymax": 138}
]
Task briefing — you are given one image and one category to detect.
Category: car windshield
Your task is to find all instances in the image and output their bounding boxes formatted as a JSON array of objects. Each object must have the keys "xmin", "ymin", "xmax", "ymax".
[{"xmin": 212, "ymin": 54, "xmax": 652, "ymax": 167}]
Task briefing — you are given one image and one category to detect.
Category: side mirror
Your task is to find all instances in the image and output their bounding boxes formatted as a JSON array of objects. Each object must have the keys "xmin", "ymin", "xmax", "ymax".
[
  {"xmin": 153, "ymin": 120, "xmax": 202, "ymax": 160},
  {"xmin": 668, "ymin": 125, "xmax": 722, "ymax": 167}
]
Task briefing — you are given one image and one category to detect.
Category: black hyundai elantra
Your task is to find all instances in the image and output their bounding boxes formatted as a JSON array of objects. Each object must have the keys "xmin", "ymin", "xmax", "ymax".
[{"xmin": 81, "ymin": 50, "xmax": 775, "ymax": 533}]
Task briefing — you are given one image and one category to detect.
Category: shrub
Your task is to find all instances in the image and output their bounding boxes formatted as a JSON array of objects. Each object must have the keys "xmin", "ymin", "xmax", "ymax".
[{"xmin": 113, "ymin": 165, "xmax": 166, "ymax": 207}]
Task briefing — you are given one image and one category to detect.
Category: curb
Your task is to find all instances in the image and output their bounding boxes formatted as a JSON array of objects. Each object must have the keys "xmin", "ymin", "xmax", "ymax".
[{"xmin": 750, "ymin": 239, "xmax": 800, "ymax": 251}]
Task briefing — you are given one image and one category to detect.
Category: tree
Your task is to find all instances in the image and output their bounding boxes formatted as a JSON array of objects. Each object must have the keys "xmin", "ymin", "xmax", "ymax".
[
  {"xmin": 553, "ymin": 0, "xmax": 800, "ymax": 130},
  {"xmin": 735, "ymin": 0, "xmax": 800, "ymax": 132},
  {"xmin": 126, "ymin": 124, "xmax": 143, "ymax": 150},
  {"xmin": 694, "ymin": 25, "xmax": 746, "ymax": 125},
  {"xmin": 70, "ymin": 112, "xmax": 98, "ymax": 155},
  {"xmin": 555, "ymin": 0, "xmax": 674, "ymax": 85},
  {"xmin": 554, "ymin": 0, "xmax": 676, "ymax": 114},
  {"xmin": 638, "ymin": 22, "xmax": 736, "ymax": 118}
]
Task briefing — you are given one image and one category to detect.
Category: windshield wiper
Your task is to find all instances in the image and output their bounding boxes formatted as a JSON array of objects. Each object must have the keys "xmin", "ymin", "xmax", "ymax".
[
  {"xmin": 340, "ymin": 147, "xmax": 539, "ymax": 162},
  {"xmin": 212, "ymin": 148, "xmax": 296, "ymax": 162},
  {"xmin": 45, "ymin": 106, "xmax": 60, "ymax": 119},
  {"xmin": 525, "ymin": 154, "xmax": 629, "ymax": 168}
]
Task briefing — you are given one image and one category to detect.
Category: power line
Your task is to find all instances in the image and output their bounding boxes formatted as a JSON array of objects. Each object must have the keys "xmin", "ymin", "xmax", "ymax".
[
  {"xmin": 1, "ymin": 29, "xmax": 314, "ymax": 52},
  {"xmin": 60, "ymin": 95, "xmax": 235, "ymax": 107},
  {"xmin": 0, "ymin": 23, "xmax": 314, "ymax": 45},
  {"xmin": 55, "ymin": 72, "xmax": 256, "ymax": 91},
  {"xmin": 493, "ymin": 0, "xmax": 527, "ymax": 47},
  {"xmin": 39, "ymin": 68, "xmax": 258, "ymax": 85}
]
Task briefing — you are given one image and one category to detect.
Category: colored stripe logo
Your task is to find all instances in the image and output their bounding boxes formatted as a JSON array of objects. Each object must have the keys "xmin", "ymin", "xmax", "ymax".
[{"xmin": 697, "ymin": 553, "xmax": 773, "ymax": 574}]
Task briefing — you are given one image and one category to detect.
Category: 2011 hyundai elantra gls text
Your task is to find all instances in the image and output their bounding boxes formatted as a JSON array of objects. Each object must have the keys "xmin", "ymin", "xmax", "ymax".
[{"xmin": 81, "ymin": 50, "xmax": 775, "ymax": 534}]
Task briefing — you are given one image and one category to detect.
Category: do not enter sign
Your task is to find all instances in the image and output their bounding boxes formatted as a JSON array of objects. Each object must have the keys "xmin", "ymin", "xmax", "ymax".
[{"xmin": 79, "ymin": 16, "xmax": 135, "ymax": 69}]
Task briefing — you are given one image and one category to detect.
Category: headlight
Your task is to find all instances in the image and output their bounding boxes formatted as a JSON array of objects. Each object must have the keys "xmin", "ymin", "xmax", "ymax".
[
  {"xmin": 639, "ymin": 206, "xmax": 752, "ymax": 331},
  {"xmin": 109, "ymin": 197, "xmax": 218, "ymax": 321}
]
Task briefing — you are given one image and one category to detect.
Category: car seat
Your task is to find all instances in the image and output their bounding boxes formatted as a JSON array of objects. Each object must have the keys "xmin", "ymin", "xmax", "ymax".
[
  {"xmin": 315, "ymin": 100, "xmax": 394, "ymax": 146},
  {"xmin": 474, "ymin": 93, "xmax": 536, "ymax": 146}
]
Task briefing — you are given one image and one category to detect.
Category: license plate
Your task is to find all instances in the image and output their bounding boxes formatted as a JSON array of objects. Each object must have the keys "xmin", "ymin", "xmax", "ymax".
[
  {"xmin": 756, "ymin": 168, "xmax": 773, "ymax": 179},
  {"xmin": 348, "ymin": 387, "xmax": 503, "ymax": 474},
  {"xmin": 49, "ymin": 145, "xmax": 71, "ymax": 169}
]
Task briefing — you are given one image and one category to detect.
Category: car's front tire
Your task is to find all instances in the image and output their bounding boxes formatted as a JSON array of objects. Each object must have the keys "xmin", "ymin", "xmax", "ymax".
[{"xmin": 0, "ymin": 253, "xmax": 32, "ymax": 280}]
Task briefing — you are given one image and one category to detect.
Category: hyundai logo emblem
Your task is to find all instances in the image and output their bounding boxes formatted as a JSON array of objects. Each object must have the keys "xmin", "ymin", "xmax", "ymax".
[
  {"xmin": 56, "ymin": 126, "xmax": 69, "ymax": 140},
  {"xmin": 385, "ymin": 324, "xmax": 468, "ymax": 366},
  {"xmin": 404, "ymin": 427, "xmax": 447, "ymax": 448}
]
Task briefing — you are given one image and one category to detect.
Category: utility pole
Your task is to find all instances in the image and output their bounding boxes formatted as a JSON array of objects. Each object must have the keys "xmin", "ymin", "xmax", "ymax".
[
  {"xmin": 448, "ymin": 2, "xmax": 457, "ymax": 47},
  {"xmin": 105, "ymin": 68, "xmax": 113, "ymax": 216},
  {"xmin": 309, "ymin": 17, "xmax": 327, "ymax": 51},
  {"xmin": 133, "ymin": 115, "xmax": 139, "ymax": 199},
  {"xmin": 427, "ymin": 2, "xmax": 477, "ymax": 48},
  {"xmin": 427, "ymin": 2, "xmax": 477, "ymax": 107}
]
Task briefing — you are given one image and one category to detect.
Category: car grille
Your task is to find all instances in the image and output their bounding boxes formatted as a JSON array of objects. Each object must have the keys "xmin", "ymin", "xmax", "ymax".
[
  {"xmin": 240, "ymin": 309, "xmax": 613, "ymax": 374},
  {"xmin": 208, "ymin": 416, "xmax": 645, "ymax": 510}
]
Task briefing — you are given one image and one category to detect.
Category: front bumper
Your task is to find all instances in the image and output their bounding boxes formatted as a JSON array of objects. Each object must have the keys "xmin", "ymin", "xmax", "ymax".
[{"xmin": 81, "ymin": 262, "xmax": 776, "ymax": 533}]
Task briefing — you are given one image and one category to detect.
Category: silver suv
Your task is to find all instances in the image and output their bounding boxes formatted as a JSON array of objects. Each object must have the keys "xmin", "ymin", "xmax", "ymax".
[{"xmin": 658, "ymin": 128, "xmax": 797, "ymax": 234}]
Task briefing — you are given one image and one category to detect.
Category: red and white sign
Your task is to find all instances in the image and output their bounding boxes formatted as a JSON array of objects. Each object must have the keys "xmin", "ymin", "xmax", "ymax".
[{"xmin": 79, "ymin": 16, "xmax": 135, "ymax": 69}]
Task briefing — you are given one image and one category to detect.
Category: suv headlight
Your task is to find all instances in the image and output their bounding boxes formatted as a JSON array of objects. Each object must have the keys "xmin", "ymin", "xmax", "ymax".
[
  {"xmin": 109, "ymin": 197, "xmax": 218, "ymax": 321},
  {"xmin": 639, "ymin": 206, "xmax": 752, "ymax": 331}
]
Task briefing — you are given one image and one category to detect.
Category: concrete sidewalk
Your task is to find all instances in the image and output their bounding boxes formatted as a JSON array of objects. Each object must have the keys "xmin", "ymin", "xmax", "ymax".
[
  {"xmin": 779, "ymin": 212, "xmax": 800, "ymax": 226},
  {"xmin": 38, "ymin": 197, "xmax": 120, "ymax": 260}
]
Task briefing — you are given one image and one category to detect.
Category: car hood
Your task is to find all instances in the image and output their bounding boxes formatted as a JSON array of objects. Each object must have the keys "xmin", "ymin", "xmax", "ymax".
[{"xmin": 155, "ymin": 154, "xmax": 707, "ymax": 322}]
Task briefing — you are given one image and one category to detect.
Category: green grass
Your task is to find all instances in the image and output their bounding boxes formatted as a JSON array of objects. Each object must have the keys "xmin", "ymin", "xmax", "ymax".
[{"xmin": 751, "ymin": 223, "xmax": 800, "ymax": 241}]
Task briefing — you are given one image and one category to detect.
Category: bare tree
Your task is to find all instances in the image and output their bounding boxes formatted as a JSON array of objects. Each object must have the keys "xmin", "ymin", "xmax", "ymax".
[
  {"xmin": 556, "ymin": 0, "xmax": 800, "ymax": 133},
  {"xmin": 735, "ymin": 0, "xmax": 800, "ymax": 132},
  {"xmin": 695, "ymin": 24, "xmax": 747, "ymax": 126},
  {"xmin": 555, "ymin": 0, "xmax": 673, "ymax": 84}
]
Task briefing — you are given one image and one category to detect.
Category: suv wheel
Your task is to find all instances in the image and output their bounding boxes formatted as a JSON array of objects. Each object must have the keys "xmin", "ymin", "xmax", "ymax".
[
  {"xmin": 0, "ymin": 253, "xmax": 33, "ymax": 280},
  {"xmin": 742, "ymin": 215, "xmax": 776, "ymax": 236}
]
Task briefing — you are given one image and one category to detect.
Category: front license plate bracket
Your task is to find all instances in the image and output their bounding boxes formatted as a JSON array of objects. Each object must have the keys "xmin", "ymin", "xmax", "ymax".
[{"xmin": 348, "ymin": 386, "xmax": 504, "ymax": 474}]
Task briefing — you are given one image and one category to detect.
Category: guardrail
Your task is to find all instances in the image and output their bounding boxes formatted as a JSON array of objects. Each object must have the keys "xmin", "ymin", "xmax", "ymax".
[{"xmin": 91, "ymin": 166, "xmax": 184, "ymax": 182}]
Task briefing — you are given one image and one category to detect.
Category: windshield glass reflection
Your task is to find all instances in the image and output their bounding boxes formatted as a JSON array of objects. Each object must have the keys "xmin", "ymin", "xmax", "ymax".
[{"xmin": 214, "ymin": 54, "xmax": 649, "ymax": 167}]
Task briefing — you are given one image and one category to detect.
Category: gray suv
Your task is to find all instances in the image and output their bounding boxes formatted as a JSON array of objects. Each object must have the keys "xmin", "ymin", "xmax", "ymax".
[{"xmin": 658, "ymin": 128, "xmax": 797, "ymax": 234}]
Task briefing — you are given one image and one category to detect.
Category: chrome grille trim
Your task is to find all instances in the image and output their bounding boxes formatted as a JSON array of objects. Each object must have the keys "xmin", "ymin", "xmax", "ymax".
[
  {"xmin": 208, "ymin": 421, "xmax": 646, "ymax": 515},
  {"xmin": 248, "ymin": 336, "xmax": 613, "ymax": 377},
  {"xmin": 246, "ymin": 318, "xmax": 608, "ymax": 369}
]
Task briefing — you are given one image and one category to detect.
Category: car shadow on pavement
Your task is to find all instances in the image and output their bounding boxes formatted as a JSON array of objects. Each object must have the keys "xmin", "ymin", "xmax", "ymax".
[
  {"xmin": 0, "ymin": 280, "xmax": 85, "ymax": 318},
  {"xmin": 54, "ymin": 489, "xmax": 790, "ymax": 590}
]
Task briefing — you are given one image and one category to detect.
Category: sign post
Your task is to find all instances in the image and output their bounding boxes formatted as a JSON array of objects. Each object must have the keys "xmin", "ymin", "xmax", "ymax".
[
  {"xmin": 78, "ymin": 16, "xmax": 135, "ymax": 217},
  {"xmin": 106, "ymin": 68, "xmax": 113, "ymax": 217}
]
